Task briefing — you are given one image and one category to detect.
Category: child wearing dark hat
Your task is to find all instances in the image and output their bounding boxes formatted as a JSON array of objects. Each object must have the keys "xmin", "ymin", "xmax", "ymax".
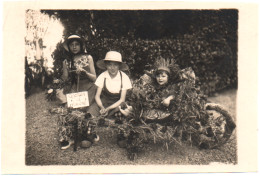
[
  {"xmin": 56, "ymin": 34, "xmax": 98, "ymax": 150},
  {"xmin": 56, "ymin": 34, "xmax": 97, "ymax": 106}
]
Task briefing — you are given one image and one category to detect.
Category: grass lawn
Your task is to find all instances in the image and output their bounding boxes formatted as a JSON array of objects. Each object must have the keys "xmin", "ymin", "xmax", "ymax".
[{"xmin": 26, "ymin": 88, "xmax": 237, "ymax": 165}]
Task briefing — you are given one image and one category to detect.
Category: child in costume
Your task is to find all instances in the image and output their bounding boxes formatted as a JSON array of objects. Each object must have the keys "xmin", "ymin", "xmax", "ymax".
[
  {"xmin": 120, "ymin": 57, "xmax": 180, "ymax": 119},
  {"xmin": 87, "ymin": 51, "xmax": 132, "ymax": 117},
  {"xmin": 56, "ymin": 34, "xmax": 97, "ymax": 106},
  {"xmin": 116, "ymin": 58, "xmax": 180, "ymax": 148},
  {"xmin": 55, "ymin": 35, "xmax": 98, "ymax": 150}
]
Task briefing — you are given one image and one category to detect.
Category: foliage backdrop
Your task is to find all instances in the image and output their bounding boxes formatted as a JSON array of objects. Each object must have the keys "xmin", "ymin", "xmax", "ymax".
[{"xmin": 43, "ymin": 9, "xmax": 238, "ymax": 95}]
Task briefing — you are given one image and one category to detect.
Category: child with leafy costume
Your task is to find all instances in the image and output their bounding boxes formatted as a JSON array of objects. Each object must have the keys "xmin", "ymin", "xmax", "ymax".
[
  {"xmin": 120, "ymin": 57, "xmax": 181, "ymax": 119},
  {"xmin": 51, "ymin": 34, "xmax": 98, "ymax": 150},
  {"xmin": 117, "ymin": 56, "xmax": 236, "ymax": 159},
  {"xmin": 116, "ymin": 58, "xmax": 181, "ymax": 150}
]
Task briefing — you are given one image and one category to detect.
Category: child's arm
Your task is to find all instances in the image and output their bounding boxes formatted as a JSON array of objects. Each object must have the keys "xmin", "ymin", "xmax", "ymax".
[
  {"xmin": 61, "ymin": 60, "xmax": 69, "ymax": 81},
  {"xmin": 95, "ymin": 87, "xmax": 105, "ymax": 110},
  {"xmin": 161, "ymin": 95, "xmax": 174, "ymax": 107},
  {"xmin": 104, "ymin": 89, "xmax": 127, "ymax": 113},
  {"xmin": 82, "ymin": 56, "xmax": 97, "ymax": 82}
]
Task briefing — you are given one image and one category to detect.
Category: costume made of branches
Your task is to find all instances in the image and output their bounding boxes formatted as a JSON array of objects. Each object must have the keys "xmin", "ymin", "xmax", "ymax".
[
  {"xmin": 57, "ymin": 109, "xmax": 97, "ymax": 144},
  {"xmin": 118, "ymin": 64, "xmax": 215, "ymax": 156}
]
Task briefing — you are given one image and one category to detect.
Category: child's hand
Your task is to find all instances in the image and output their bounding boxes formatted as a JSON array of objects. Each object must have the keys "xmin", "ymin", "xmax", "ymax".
[
  {"xmin": 62, "ymin": 60, "xmax": 69, "ymax": 80},
  {"xmin": 100, "ymin": 107, "xmax": 108, "ymax": 116},
  {"xmin": 76, "ymin": 67, "xmax": 86, "ymax": 75},
  {"xmin": 62, "ymin": 60, "xmax": 68, "ymax": 70},
  {"xmin": 119, "ymin": 104, "xmax": 133, "ymax": 117},
  {"xmin": 161, "ymin": 96, "xmax": 174, "ymax": 107}
]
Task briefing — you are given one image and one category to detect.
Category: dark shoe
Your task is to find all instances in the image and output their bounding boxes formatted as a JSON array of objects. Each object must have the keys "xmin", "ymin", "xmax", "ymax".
[
  {"xmin": 60, "ymin": 102, "xmax": 67, "ymax": 107},
  {"xmin": 117, "ymin": 139, "xmax": 127, "ymax": 148},
  {"xmin": 85, "ymin": 113, "xmax": 93, "ymax": 119}
]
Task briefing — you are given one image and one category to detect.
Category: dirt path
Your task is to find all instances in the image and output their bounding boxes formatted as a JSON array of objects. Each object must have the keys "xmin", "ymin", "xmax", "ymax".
[{"xmin": 26, "ymin": 89, "xmax": 237, "ymax": 165}]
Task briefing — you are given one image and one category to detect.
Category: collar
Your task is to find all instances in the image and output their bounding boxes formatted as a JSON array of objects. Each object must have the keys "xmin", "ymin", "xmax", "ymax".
[{"xmin": 104, "ymin": 70, "xmax": 121, "ymax": 80}]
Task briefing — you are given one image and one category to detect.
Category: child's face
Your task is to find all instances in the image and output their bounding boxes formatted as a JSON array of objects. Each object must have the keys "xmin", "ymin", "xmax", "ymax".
[
  {"xmin": 156, "ymin": 71, "xmax": 169, "ymax": 85},
  {"xmin": 106, "ymin": 61, "xmax": 120, "ymax": 78},
  {"xmin": 69, "ymin": 40, "xmax": 81, "ymax": 54}
]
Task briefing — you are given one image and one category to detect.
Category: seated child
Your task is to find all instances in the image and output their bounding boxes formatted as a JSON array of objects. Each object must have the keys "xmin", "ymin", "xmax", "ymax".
[
  {"xmin": 117, "ymin": 58, "xmax": 180, "ymax": 148},
  {"xmin": 155, "ymin": 64, "xmax": 175, "ymax": 107},
  {"xmin": 120, "ymin": 57, "xmax": 180, "ymax": 119},
  {"xmin": 87, "ymin": 51, "xmax": 132, "ymax": 117}
]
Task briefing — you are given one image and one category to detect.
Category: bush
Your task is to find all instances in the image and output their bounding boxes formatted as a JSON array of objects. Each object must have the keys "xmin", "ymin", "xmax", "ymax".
[
  {"xmin": 85, "ymin": 34, "xmax": 237, "ymax": 95},
  {"xmin": 48, "ymin": 10, "xmax": 237, "ymax": 95}
]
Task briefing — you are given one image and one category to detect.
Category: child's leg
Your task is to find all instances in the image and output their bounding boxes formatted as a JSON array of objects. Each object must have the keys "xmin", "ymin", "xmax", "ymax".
[
  {"xmin": 87, "ymin": 85, "xmax": 97, "ymax": 106},
  {"xmin": 57, "ymin": 116, "xmax": 75, "ymax": 149},
  {"xmin": 87, "ymin": 94, "xmax": 119, "ymax": 117},
  {"xmin": 107, "ymin": 107, "xmax": 120, "ymax": 117},
  {"xmin": 56, "ymin": 88, "xmax": 67, "ymax": 104},
  {"xmin": 86, "ymin": 101, "xmax": 101, "ymax": 117}
]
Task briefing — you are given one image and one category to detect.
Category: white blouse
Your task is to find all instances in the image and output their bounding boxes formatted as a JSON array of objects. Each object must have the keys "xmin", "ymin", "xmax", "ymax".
[{"xmin": 95, "ymin": 71, "xmax": 132, "ymax": 93}]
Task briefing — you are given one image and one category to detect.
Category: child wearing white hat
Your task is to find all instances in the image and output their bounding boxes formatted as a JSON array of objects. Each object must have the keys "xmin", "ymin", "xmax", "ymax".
[{"xmin": 87, "ymin": 51, "xmax": 132, "ymax": 117}]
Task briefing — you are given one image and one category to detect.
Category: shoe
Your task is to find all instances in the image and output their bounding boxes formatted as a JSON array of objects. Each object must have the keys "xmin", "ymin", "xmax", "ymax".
[
  {"xmin": 93, "ymin": 134, "xmax": 100, "ymax": 142},
  {"xmin": 85, "ymin": 113, "xmax": 93, "ymax": 119},
  {"xmin": 60, "ymin": 102, "xmax": 67, "ymax": 107},
  {"xmin": 86, "ymin": 134, "xmax": 100, "ymax": 143},
  {"xmin": 117, "ymin": 139, "xmax": 127, "ymax": 148},
  {"xmin": 60, "ymin": 140, "xmax": 74, "ymax": 150},
  {"xmin": 81, "ymin": 140, "xmax": 92, "ymax": 148}
]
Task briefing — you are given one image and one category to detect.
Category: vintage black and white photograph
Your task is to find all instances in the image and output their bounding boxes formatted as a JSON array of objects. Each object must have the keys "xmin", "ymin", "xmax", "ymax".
[
  {"xmin": 2, "ymin": 0, "xmax": 259, "ymax": 174},
  {"xmin": 25, "ymin": 8, "xmax": 238, "ymax": 164}
]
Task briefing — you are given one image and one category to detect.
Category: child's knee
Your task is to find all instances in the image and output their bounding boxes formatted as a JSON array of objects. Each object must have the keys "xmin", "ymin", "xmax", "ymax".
[{"xmin": 86, "ymin": 102, "xmax": 100, "ymax": 117}]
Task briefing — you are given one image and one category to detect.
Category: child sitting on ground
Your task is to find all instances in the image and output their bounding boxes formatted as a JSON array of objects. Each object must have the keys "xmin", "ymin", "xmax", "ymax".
[{"xmin": 87, "ymin": 51, "xmax": 132, "ymax": 118}]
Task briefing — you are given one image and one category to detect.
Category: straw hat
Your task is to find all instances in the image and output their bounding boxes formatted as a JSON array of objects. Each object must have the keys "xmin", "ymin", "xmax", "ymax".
[
  {"xmin": 63, "ymin": 34, "xmax": 86, "ymax": 52},
  {"xmin": 96, "ymin": 51, "xmax": 129, "ymax": 71}
]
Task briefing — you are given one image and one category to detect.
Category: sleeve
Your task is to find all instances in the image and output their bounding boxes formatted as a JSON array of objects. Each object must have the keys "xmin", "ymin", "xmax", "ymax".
[
  {"xmin": 121, "ymin": 72, "xmax": 132, "ymax": 90},
  {"xmin": 94, "ymin": 72, "xmax": 105, "ymax": 88}
]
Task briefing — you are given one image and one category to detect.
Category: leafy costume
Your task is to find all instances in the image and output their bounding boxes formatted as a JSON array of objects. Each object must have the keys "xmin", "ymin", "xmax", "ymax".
[
  {"xmin": 116, "ymin": 59, "xmax": 236, "ymax": 160},
  {"xmin": 47, "ymin": 35, "xmax": 98, "ymax": 149}
]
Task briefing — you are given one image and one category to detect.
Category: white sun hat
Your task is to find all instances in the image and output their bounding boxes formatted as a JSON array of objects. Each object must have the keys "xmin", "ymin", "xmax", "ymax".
[{"xmin": 96, "ymin": 51, "xmax": 129, "ymax": 71}]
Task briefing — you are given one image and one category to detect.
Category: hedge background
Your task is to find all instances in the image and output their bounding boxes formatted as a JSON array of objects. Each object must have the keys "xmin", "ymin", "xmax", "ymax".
[{"xmin": 44, "ymin": 9, "xmax": 238, "ymax": 95}]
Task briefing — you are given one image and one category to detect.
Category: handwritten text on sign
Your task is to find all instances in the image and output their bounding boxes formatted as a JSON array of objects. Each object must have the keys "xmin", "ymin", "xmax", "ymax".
[{"xmin": 66, "ymin": 91, "xmax": 89, "ymax": 108}]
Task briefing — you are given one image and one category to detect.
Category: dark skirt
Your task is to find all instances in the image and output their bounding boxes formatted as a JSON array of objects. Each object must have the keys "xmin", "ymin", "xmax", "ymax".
[
  {"xmin": 86, "ymin": 92, "xmax": 120, "ymax": 117},
  {"xmin": 56, "ymin": 80, "xmax": 97, "ymax": 106}
]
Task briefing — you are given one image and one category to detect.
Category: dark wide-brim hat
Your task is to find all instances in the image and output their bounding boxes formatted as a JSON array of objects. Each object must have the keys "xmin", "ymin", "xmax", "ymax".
[
  {"xmin": 63, "ymin": 34, "xmax": 86, "ymax": 52},
  {"xmin": 96, "ymin": 51, "xmax": 129, "ymax": 71}
]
